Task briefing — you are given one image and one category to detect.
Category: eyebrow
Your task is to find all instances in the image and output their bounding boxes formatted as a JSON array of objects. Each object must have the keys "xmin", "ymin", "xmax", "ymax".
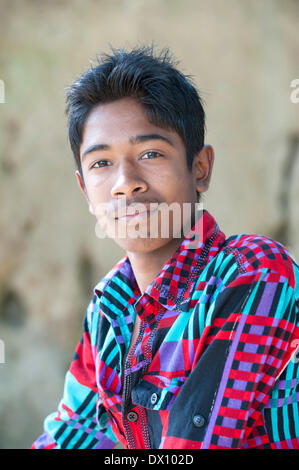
[
  {"xmin": 130, "ymin": 133, "xmax": 174, "ymax": 147},
  {"xmin": 81, "ymin": 133, "xmax": 174, "ymax": 161}
]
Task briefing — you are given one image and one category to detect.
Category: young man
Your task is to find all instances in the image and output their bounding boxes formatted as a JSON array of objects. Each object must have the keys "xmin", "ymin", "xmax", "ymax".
[{"xmin": 33, "ymin": 46, "xmax": 299, "ymax": 449}]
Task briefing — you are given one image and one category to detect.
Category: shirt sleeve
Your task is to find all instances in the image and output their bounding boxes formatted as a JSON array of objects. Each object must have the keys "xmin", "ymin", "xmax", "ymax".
[
  {"xmin": 32, "ymin": 299, "xmax": 118, "ymax": 449},
  {"xmin": 163, "ymin": 266, "xmax": 299, "ymax": 449}
]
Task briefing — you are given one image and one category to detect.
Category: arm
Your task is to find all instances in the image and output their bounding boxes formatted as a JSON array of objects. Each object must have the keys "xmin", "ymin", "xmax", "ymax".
[{"xmin": 32, "ymin": 299, "xmax": 118, "ymax": 449}]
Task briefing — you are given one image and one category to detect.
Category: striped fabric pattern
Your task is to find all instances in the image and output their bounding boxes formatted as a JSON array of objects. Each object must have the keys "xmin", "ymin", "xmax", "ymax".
[{"xmin": 32, "ymin": 210, "xmax": 299, "ymax": 449}]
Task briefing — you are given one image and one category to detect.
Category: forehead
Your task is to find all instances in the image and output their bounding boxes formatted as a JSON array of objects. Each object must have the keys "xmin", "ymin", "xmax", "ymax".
[{"xmin": 80, "ymin": 97, "xmax": 183, "ymax": 155}]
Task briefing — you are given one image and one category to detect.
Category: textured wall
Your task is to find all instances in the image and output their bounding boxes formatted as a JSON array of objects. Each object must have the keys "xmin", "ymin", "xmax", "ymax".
[{"xmin": 0, "ymin": 0, "xmax": 298, "ymax": 448}]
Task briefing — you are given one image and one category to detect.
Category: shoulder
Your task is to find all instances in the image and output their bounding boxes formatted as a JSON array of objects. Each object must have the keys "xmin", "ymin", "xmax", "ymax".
[
  {"xmin": 93, "ymin": 255, "xmax": 128, "ymax": 295},
  {"xmin": 222, "ymin": 233, "xmax": 298, "ymax": 289},
  {"xmin": 84, "ymin": 255, "xmax": 129, "ymax": 329},
  {"xmin": 197, "ymin": 234, "xmax": 299, "ymax": 327}
]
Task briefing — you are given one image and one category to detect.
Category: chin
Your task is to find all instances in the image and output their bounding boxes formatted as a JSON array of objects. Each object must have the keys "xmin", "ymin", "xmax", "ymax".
[{"xmin": 114, "ymin": 235, "xmax": 173, "ymax": 254}]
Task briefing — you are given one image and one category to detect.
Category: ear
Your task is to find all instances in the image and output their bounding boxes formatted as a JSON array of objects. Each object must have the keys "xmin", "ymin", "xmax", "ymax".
[
  {"xmin": 192, "ymin": 145, "xmax": 214, "ymax": 193},
  {"xmin": 75, "ymin": 170, "xmax": 95, "ymax": 215}
]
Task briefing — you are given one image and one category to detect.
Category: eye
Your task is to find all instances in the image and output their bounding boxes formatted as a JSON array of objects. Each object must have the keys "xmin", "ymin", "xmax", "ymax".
[
  {"xmin": 90, "ymin": 160, "xmax": 111, "ymax": 169},
  {"xmin": 141, "ymin": 151, "xmax": 162, "ymax": 160}
]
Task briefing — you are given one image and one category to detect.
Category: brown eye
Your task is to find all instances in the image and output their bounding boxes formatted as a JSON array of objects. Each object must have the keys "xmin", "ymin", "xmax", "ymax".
[
  {"xmin": 141, "ymin": 151, "xmax": 162, "ymax": 160},
  {"xmin": 90, "ymin": 160, "xmax": 110, "ymax": 169}
]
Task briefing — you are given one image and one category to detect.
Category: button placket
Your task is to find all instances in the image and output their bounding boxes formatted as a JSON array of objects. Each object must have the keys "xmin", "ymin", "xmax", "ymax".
[
  {"xmin": 150, "ymin": 392, "xmax": 158, "ymax": 405},
  {"xmin": 127, "ymin": 411, "xmax": 138, "ymax": 422},
  {"xmin": 193, "ymin": 414, "xmax": 205, "ymax": 428}
]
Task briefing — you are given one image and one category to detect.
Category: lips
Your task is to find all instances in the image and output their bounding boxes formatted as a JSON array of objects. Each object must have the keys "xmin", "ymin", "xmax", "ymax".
[
  {"xmin": 113, "ymin": 202, "xmax": 159, "ymax": 220},
  {"xmin": 116, "ymin": 206, "xmax": 154, "ymax": 220}
]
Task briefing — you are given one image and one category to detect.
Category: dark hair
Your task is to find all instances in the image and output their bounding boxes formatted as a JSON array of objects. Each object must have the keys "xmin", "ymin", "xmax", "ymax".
[{"xmin": 65, "ymin": 45, "xmax": 205, "ymax": 179}]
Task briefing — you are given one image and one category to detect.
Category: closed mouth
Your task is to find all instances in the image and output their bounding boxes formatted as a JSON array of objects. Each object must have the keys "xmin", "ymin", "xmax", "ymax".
[
  {"xmin": 114, "ymin": 203, "xmax": 159, "ymax": 220},
  {"xmin": 116, "ymin": 208, "xmax": 153, "ymax": 220}
]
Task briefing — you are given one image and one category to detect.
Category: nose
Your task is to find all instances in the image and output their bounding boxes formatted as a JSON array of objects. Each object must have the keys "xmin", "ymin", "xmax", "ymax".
[{"xmin": 110, "ymin": 162, "xmax": 148, "ymax": 198}]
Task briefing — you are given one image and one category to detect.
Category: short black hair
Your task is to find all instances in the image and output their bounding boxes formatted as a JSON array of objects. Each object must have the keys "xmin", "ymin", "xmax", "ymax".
[{"xmin": 65, "ymin": 44, "xmax": 205, "ymax": 179}]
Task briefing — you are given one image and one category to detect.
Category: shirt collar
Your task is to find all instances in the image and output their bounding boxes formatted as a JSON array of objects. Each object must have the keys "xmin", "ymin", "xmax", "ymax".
[{"xmin": 95, "ymin": 209, "xmax": 226, "ymax": 312}]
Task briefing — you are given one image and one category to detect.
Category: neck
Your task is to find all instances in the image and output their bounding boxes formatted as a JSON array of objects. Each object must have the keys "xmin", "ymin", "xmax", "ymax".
[{"xmin": 127, "ymin": 236, "xmax": 185, "ymax": 294}]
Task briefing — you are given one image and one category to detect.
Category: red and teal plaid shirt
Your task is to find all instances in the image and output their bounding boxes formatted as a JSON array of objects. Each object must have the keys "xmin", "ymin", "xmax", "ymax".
[{"xmin": 33, "ymin": 209, "xmax": 299, "ymax": 449}]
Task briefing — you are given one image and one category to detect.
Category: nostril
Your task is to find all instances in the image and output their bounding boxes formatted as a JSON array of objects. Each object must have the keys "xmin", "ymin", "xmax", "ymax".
[{"xmin": 110, "ymin": 173, "xmax": 148, "ymax": 198}]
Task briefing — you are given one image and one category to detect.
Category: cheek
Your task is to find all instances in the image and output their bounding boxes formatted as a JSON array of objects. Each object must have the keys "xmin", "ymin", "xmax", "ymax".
[
  {"xmin": 84, "ymin": 174, "xmax": 109, "ymax": 203},
  {"xmin": 160, "ymin": 169, "xmax": 194, "ymax": 200},
  {"xmin": 84, "ymin": 176, "xmax": 108, "ymax": 212},
  {"xmin": 86, "ymin": 173, "xmax": 103, "ymax": 188}
]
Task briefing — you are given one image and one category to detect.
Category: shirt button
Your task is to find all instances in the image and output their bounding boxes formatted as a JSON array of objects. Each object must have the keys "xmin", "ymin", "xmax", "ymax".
[
  {"xmin": 193, "ymin": 414, "xmax": 205, "ymax": 428},
  {"xmin": 150, "ymin": 393, "xmax": 158, "ymax": 405},
  {"xmin": 127, "ymin": 411, "xmax": 138, "ymax": 422},
  {"xmin": 99, "ymin": 412, "xmax": 108, "ymax": 428}
]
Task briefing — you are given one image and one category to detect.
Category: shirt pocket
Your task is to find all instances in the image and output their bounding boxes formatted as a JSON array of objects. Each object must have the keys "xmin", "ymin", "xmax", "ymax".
[{"xmin": 131, "ymin": 376, "xmax": 187, "ymax": 412}]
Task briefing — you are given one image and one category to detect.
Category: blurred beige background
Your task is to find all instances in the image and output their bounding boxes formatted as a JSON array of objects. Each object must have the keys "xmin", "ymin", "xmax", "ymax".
[{"xmin": 0, "ymin": 0, "xmax": 298, "ymax": 449}]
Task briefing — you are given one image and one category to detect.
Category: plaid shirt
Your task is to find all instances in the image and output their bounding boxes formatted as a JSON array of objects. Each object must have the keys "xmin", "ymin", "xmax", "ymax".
[{"xmin": 33, "ymin": 209, "xmax": 299, "ymax": 449}]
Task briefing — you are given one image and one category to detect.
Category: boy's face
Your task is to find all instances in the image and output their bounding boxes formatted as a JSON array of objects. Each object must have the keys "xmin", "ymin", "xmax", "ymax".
[{"xmin": 76, "ymin": 97, "xmax": 213, "ymax": 253}]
